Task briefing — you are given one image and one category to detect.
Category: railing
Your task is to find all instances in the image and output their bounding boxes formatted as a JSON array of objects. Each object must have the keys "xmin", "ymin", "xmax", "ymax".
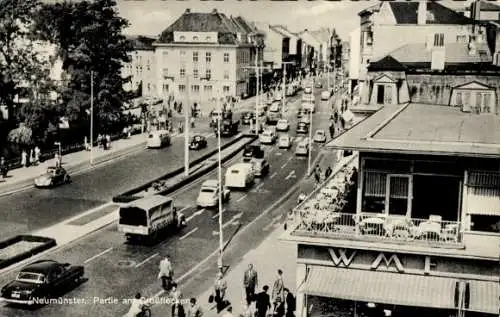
[{"xmin": 289, "ymin": 153, "xmax": 462, "ymax": 247}]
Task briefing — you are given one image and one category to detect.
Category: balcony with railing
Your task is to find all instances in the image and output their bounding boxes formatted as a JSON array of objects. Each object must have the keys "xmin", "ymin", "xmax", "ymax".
[{"xmin": 290, "ymin": 155, "xmax": 463, "ymax": 248}]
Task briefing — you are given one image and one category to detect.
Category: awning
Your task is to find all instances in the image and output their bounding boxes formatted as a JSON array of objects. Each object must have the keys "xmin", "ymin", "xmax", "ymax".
[
  {"xmin": 301, "ymin": 266, "xmax": 456, "ymax": 309},
  {"xmin": 467, "ymin": 280, "xmax": 499, "ymax": 314}
]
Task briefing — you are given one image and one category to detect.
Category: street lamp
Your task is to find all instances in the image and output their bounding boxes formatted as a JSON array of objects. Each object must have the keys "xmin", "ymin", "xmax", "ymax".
[
  {"xmin": 307, "ymin": 85, "xmax": 314, "ymax": 176},
  {"xmin": 243, "ymin": 59, "xmax": 266, "ymax": 134},
  {"xmin": 216, "ymin": 88, "xmax": 224, "ymax": 272},
  {"xmin": 90, "ymin": 71, "xmax": 94, "ymax": 165},
  {"xmin": 281, "ymin": 62, "xmax": 294, "ymax": 116}
]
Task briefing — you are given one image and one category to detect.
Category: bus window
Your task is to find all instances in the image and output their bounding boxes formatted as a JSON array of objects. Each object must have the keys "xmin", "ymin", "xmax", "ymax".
[{"xmin": 119, "ymin": 207, "xmax": 148, "ymax": 226}]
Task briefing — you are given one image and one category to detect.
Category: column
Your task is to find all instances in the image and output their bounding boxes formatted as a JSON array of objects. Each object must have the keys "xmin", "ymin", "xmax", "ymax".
[{"xmin": 296, "ymin": 263, "xmax": 307, "ymax": 317}]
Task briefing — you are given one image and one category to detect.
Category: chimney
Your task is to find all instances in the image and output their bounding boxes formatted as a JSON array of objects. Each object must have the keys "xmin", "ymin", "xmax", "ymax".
[
  {"xmin": 431, "ymin": 47, "xmax": 445, "ymax": 70},
  {"xmin": 417, "ymin": 1, "xmax": 427, "ymax": 25},
  {"xmin": 185, "ymin": 8, "xmax": 190, "ymax": 13},
  {"xmin": 212, "ymin": 8, "xmax": 218, "ymax": 14}
]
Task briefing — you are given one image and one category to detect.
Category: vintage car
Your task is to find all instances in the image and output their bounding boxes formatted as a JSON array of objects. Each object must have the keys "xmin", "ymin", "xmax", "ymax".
[
  {"xmin": 313, "ymin": 129, "xmax": 327, "ymax": 143},
  {"xmin": 250, "ymin": 124, "xmax": 264, "ymax": 134},
  {"xmin": 296, "ymin": 109, "xmax": 306, "ymax": 119},
  {"xmin": 296, "ymin": 122, "xmax": 309, "ymax": 134},
  {"xmin": 278, "ymin": 135, "xmax": 292, "ymax": 149},
  {"xmin": 241, "ymin": 112, "xmax": 255, "ymax": 125},
  {"xmin": 34, "ymin": 166, "xmax": 71, "ymax": 188},
  {"xmin": 300, "ymin": 114, "xmax": 311, "ymax": 124},
  {"xmin": 196, "ymin": 180, "xmax": 230, "ymax": 208},
  {"xmin": 321, "ymin": 90, "xmax": 331, "ymax": 100},
  {"xmin": 242, "ymin": 157, "xmax": 270, "ymax": 177},
  {"xmin": 1, "ymin": 260, "xmax": 85, "ymax": 306},
  {"xmin": 243, "ymin": 145, "xmax": 264, "ymax": 159},
  {"xmin": 259, "ymin": 130, "xmax": 277, "ymax": 145},
  {"xmin": 189, "ymin": 135, "xmax": 208, "ymax": 150},
  {"xmin": 276, "ymin": 119, "xmax": 289, "ymax": 132},
  {"xmin": 295, "ymin": 140, "xmax": 310, "ymax": 156},
  {"xmin": 315, "ymin": 81, "xmax": 323, "ymax": 88}
]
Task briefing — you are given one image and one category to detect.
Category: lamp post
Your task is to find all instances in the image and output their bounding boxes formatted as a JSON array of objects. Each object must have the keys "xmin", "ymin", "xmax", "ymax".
[
  {"xmin": 307, "ymin": 85, "xmax": 314, "ymax": 176},
  {"xmin": 281, "ymin": 62, "xmax": 294, "ymax": 116},
  {"xmin": 90, "ymin": 71, "xmax": 94, "ymax": 165},
  {"xmin": 216, "ymin": 88, "xmax": 224, "ymax": 272},
  {"xmin": 243, "ymin": 60, "xmax": 266, "ymax": 134},
  {"xmin": 183, "ymin": 76, "xmax": 190, "ymax": 177}
]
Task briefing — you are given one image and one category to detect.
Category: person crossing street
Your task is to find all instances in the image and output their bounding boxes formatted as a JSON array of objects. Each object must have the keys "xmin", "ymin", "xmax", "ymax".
[{"xmin": 158, "ymin": 255, "xmax": 174, "ymax": 291}]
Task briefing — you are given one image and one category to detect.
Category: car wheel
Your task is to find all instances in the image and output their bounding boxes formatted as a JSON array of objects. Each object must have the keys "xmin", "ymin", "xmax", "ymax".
[{"xmin": 65, "ymin": 175, "xmax": 71, "ymax": 183}]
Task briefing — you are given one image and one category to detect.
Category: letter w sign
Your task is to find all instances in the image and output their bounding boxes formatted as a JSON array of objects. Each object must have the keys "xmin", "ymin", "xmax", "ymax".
[{"xmin": 328, "ymin": 249, "xmax": 356, "ymax": 267}]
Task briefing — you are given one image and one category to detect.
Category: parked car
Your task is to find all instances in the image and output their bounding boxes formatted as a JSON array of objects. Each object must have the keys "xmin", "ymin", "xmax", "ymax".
[
  {"xmin": 296, "ymin": 122, "xmax": 309, "ymax": 134},
  {"xmin": 189, "ymin": 135, "xmax": 208, "ymax": 150},
  {"xmin": 274, "ymin": 94, "xmax": 282, "ymax": 102},
  {"xmin": 241, "ymin": 112, "xmax": 255, "ymax": 125},
  {"xmin": 34, "ymin": 166, "xmax": 71, "ymax": 188},
  {"xmin": 276, "ymin": 119, "xmax": 289, "ymax": 131},
  {"xmin": 278, "ymin": 135, "xmax": 292, "ymax": 149},
  {"xmin": 1, "ymin": 260, "xmax": 85, "ymax": 306},
  {"xmin": 304, "ymin": 87, "xmax": 312, "ymax": 94},
  {"xmin": 321, "ymin": 91, "xmax": 330, "ymax": 100},
  {"xmin": 313, "ymin": 129, "xmax": 327, "ymax": 143},
  {"xmin": 196, "ymin": 179, "xmax": 230, "ymax": 208},
  {"xmin": 295, "ymin": 140, "xmax": 310, "ymax": 156},
  {"xmin": 259, "ymin": 130, "xmax": 277, "ymax": 144}
]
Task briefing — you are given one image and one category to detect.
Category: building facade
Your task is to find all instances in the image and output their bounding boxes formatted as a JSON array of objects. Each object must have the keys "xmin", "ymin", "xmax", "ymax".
[
  {"xmin": 122, "ymin": 36, "xmax": 157, "ymax": 97},
  {"xmin": 153, "ymin": 9, "xmax": 261, "ymax": 109}
]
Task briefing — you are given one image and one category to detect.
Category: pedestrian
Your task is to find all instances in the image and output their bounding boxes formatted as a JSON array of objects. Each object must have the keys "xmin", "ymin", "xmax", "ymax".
[
  {"xmin": 170, "ymin": 282, "xmax": 183, "ymax": 303},
  {"xmin": 0, "ymin": 157, "xmax": 7, "ymax": 179},
  {"xmin": 271, "ymin": 269, "xmax": 284, "ymax": 308},
  {"xmin": 97, "ymin": 134, "xmax": 102, "ymax": 148},
  {"xmin": 158, "ymin": 255, "xmax": 174, "ymax": 291},
  {"xmin": 324, "ymin": 165, "xmax": 333, "ymax": 180},
  {"xmin": 190, "ymin": 116, "xmax": 195, "ymax": 128},
  {"xmin": 127, "ymin": 126, "xmax": 132, "ymax": 138},
  {"xmin": 329, "ymin": 124, "xmax": 335, "ymax": 139},
  {"xmin": 54, "ymin": 152, "xmax": 60, "ymax": 167},
  {"xmin": 187, "ymin": 298, "xmax": 203, "ymax": 317},
  {"xmin": 255, "ymin": 285, "xmax": 271, "ymax": 317},
  {"xmin": 178, "ymin": 122, "xmax": 183, "ymax": 134},
  {"xmin": 283, "ymin": 209, "xmax": 294, "ymax": 231},
  {"xmin": 273, "ymin": 297, "xmax": 284, "ymax": 317},
  {"xmin": 172, "ymin": 300, "xmax": 186, "ymax": 317},
  {"xmin": 21, "ymin": 150, "xmax": 27, "ymax": 167},
  {"xmin": 34, "ymin": 146, "xmax": 40, "ymax": 165},
  {"xmin": 282, "ymin": 289, "xmax": 296, "ymax": 317},
  {"xmin": 106, "ymin": 134, "xmax": 111, "ymax": 149},
  {"xmin": 214, "ymin": 271, "xmax": 228, "ymax": 312},
  {"xmin": 314, "ymin": 165, "xmax": 322, "ymax": 184},
  {"xmin": 28, "ymin": 149, "xmax": 33, "ymax": 167},
  {"xmin": 243, "ymin": 264, "xmax": 258, "ymax": 305}
]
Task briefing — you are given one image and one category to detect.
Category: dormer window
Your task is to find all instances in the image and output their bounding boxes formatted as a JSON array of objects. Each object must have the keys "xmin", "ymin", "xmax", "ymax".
[
  {"xmin": 193, "ymin": 36, "xmax": 198, "ymax": 41},
  {"xmin": 180, "ymin": 36, "xmax": 186, "ymax": 41}
]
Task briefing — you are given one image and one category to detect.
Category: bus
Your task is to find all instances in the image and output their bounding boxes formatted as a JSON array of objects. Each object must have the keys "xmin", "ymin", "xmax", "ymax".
[{"xmin": 118, "ymin": 195, "xmax": 185, "ymax": 242}]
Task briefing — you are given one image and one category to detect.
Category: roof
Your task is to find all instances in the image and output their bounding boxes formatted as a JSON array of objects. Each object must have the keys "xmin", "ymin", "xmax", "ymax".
[
  {"xmin": 461, "ymin": 1, "xmax": 500, "ymax": 12},
  {"xmin": 388, "ymin": 2, "xmax": 473, "ymax": 25},
  {"xmin": 157, "ymin": 10, "xmax": 252, "ymax": 45},
  {"xmin": 369, "ymin": 42, "xmax": 493, "ymax": 71},
  {"xmin": 326, "ymin": 103, "xmax": 500, "ymax": 159},
  {"xmin": 22, "ymin": 260, "xmax": 59, "ymax": 274},
  {"xmin": 128, "ymin": 195, "xmax": 173, "ymax": 210},
  {"xmin": 271, "ymin": 25, "xmax": 298, "ymax": 39},
  {"xmin": 358, "ymin": 2, "xmax": 382, "ymax": 16},
  {"xmin": 269, "ymin": 25, "xmax": 289, "ymax": 38},
  {"xmin": 201, "ymin": 179, "xmax": 219, "ymax": 188},
  {"xmin": 126, "ymin": 35, "xmax": 156, "ymax": 51},
  {"xmin": 302, "ymin": 266, "xmax": 457, "ymax": 309}
]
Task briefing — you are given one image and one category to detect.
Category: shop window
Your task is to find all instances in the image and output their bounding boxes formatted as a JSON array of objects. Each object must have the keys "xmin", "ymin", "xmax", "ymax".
[{"xmin": 470, "ymin": 215, "xmax": 500, "ymax": 233}]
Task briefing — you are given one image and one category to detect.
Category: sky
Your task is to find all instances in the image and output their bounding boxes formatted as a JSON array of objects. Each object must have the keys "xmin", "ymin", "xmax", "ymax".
[{"xmin": 116, "ymin": 0, "xmax": 471, "ymax": 41}]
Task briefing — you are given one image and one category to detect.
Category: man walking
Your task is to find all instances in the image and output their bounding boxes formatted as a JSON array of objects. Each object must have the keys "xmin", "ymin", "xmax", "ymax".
[
  {"xmin": 271, "ymin": 269, "xmax": 284, "ymax": 308},
  {"xmin": 158, "ymin": 255, "xmax": 174, "ymax": 291},
  {"xmin": 324, "ymin": 165, "xmax": 333, "ymax": 180},
  {"xmin": 314, "ymin": 165, "xmax": 322, "ymax": 185},
  {"xmin": 187, "ymin": 298, "xmax": 203, "ymax": 317},
  {"xmin": 243, "ymin": 264, "xmax": 258, "ymax": 305},
  {"xmin": 255, "ymin": 285, "xmax": 271, "ymax": 317}
]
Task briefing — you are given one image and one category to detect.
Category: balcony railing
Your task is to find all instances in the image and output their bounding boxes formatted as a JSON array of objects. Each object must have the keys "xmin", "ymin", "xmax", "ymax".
[{"xmin": 289, "ymin": 154, "xmax": 462, "ymax": 248}]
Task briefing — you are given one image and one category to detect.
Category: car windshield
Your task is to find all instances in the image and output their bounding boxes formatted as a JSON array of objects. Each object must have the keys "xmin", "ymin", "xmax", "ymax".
[
  {"xmin": 16, "ymin": 272, "xmax": 45, "ymax": 284},
  {"xmin": 262, "ymin": 132, "xmax": 271, "ymax": 136},
  {"xmin": 270, "ymin": 105, "xmax": 279, "ymax": 112},
  {"xmin": 280, "ymin": 137, "xmax": 289, "ymax": 141},
  {"xmin": 316, "ymin": 131, "xmax": 324, "ymax": 135}
]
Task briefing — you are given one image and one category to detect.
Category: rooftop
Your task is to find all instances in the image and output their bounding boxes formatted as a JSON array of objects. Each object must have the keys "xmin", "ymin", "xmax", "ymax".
[
  {"xmin": 326, "ymin": 103, "xmax": 500, "ymax": 159},
  {"xmin": 460, "ymin": 1, "xmax": 500, "ymax": 12},
  {"xmin": 126, "ymin": 35, "xmax": 156, "ymax": 51}
]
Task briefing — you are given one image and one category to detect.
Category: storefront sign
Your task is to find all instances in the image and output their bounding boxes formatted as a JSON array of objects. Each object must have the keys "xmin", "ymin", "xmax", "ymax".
[
  {"xmin": 371, "ymin": 253, "xmax": 405, "ymax": 272},
  {"xmin": 328, "ymin": 248, "xmax": 356, "ymax": 267}
]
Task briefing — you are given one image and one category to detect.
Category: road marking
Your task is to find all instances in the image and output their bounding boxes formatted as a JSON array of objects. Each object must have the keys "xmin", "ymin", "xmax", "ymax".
[
  {"xmin": 281, "ymin": 156, "xmax": 293, "ymax": 169},
  {"xmin": 179, "ymin": 227, "xmax": 198, "ymax": 240},
  {"xmin": 236, "ymin": 194, "xmax": 248, "ymax": 202},
  {"xmin": 285, "ymin": 170, "xmax": 296, "ymax": 180},
  {"xmin": 212, "ymin": 208, "xmax": 226, "ymax": 219},
  {"xmin": 254, "ymin": 182, "xmax": 264, "ymax": 191},
  {"xmin": 270, "ymin": 172, "xmax": 278, "ymax": 179},
  {"xmin": 84, "ymin": 247, "xmax": 112, "ymax": 264},
  {"xmin": 135, "ymin": 253, "xmax": 159, "ymax": 268},
  {"xmin": 212, "ymin": 212, "xmax": 243, "ymax": 235},
  {"xmin": 186, "ymin": 208, "xmax": 204, "ymax": 222}
]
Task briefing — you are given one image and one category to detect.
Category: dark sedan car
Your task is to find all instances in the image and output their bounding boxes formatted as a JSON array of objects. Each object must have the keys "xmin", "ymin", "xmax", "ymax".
[
  {"xmin": 296, "ymin": 122, "xmax": 309, "ymax": 134},
  {"xmin": 1, "ymin": 260, "xmax": 85, "ymax": 306},
  {"xmin": 34, "ymin": 166, "xmax": 71, "ymax": 188},
  {"xmin": 189, "ymin": 135, "xmax": 208, "ymax": 150}
]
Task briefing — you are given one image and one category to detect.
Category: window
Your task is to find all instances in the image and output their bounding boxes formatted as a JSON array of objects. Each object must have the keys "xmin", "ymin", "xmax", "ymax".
[
  {"xmin": 193, "ymin": 36, "xmax": 198, "ymax": 41},
  {"xmin": 223, "ymin": 52, "xmax": 230, "ymax": 63},
  {"xmin": 467, "ymin": 171, "xmax": 500, "ymax": 233},
  {"xmin": 223, "ymin": 70, "xmax": 229, "ymax": 80},
  {"xmin": 204, "ymin": 85, "xmax": 213, "ymax": 92},
  {"xmin": 434, "ymin": 33, "xmax": 444, "ymax": 47},
  {"xmin": 193, "ymin": 69, "xmax": 199, "ymax": 79},
  {"xmin": 178, "ymin": 84, "xmax": 186, "ymax": 92},
  {"xmin": 163, "ymin": 51, "xmax": 168, "ymax": 58},
  {"xmin": 162, "ymin": 84, "xmax": 169, "ymax": 92},
  {"xmin": 191, "ymin": 85, "xmax": 200, "ymax": 93},
  {"xmin": 483, "ymin": 93, "xmax": 491, "ymax": 112},
  {"xmin": 180, "ymin": 68, "xmax": 186, "ymax": 78},
  {"xmin": 456, "ymin": 35, "xmax": 467, "ymax": 43},
  {"xmin": 223, "ymin": 85, "xmax": 230, "ymax": 93},
  {"xmin": 180, "ymin": 36, "xmax": 185, "ymax": 41},
  {"xmin": 463, "ymin": 92, "xmax": 470, "ymax": 105},
  {"xmin": 475, "ymin": 92, "xmax": 482, "ymax": 108},
  {"xmin": 162, "ymin": 68, "xmax": 169, "ymax": 78},
  {"xmin": 193, "ymin": 52, "xmax": 199, "ymax": 62},
  {"xmin": 206, "ymin": 52, "xmax": 212, "ymax": 63},
  {"xmin": 180, "ymin": 50, "xmax": 186, "ymax": 56},
  {"xmin": 456, "ymin": 92, "xmax": 463, "ymax": 105},
  {"xmin": 206, "ymin": 69, "xmax": 211, "ymax": 79}
]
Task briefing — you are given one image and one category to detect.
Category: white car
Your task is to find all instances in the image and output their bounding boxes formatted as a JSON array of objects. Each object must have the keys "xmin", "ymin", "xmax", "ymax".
[
  {"xmin": 269, "ymin": 103, "xmax": 280, "ymax": 113},
  {"xmin": 278, "ymin": 135, "xmax": 292, "ymax": 149},
  {"xmin": 295, "ymin": 140, "xmax": 310, "ymax": 156},
  {"xmin": 196, "ymin": 180, "xmax": 230, "ymax": 208},
  {"xmin": 313, "ymin": 129, "xmax": 327, "ymax": 143},
  {"xmin": 321, "ymin": 91, "xmax": 330, "ymax": 100},
  {"xmin": 274, "ymin": 94, "xmax": 282, "ymax": 101},
  {"xmin": 300, "ymin": 115, "xmax": 311, "ymax": 124},
  {"xmin": 304, "ymin": 87, "xmax": 312, "ymax": 94},
  {"xmin": 301, "ymin": 102, "xmax": 315, "ymax": 113},
  {"xmin": 259, "ymin": 130, "xmax": 277, "ymax": 144},
  {"xmin": 276, "ymin": 119, "xmax": 289, "ymax": 131}
]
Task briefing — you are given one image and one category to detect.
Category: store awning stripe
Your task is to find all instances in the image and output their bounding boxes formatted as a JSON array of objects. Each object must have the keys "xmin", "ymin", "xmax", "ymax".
[
  {"xmin": 467, "ymin": 280, "xmax": 499, "ymax": 314},
  {"xmin": 301, "ymin": 266, "xmax": 456, "ymax": 309}
]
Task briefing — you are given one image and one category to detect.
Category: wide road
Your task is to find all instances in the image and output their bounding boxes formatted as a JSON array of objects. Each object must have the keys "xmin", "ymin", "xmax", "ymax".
[{"xmin": 0, "ymin": 77, "xmax": 335, "ymax": 317}]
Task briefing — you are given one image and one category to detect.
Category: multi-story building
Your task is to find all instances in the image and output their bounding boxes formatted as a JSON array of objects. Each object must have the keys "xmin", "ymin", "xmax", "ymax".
[
  {"xmin": 298, "ymin": 30, "xmax": 322, "ymax": 71},
  {"xmin": 357, "ymin": 1, "xmax": 484, "ymax": 104},
  {"xmin": 348, "ymin": 27, "xmax": 361, "ymax": 96},
  {"xmin": 122, "ymin": 35, "xmax": 157, "ymax": 97},
  {"xmin": 253, "ymin": 22, "xmax": 288, "ymax": 70},
  {"xmin": 271, "ymin": 25, "xmax": 303, "ymax": 75},
  {"xmin": 153, "ymin": 9, "xmax": 261, "ymax": 109}
]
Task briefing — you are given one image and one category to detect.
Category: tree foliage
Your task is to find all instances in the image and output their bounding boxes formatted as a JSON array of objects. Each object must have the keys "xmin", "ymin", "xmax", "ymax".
[
  {"xmin": 33, "ymin": 0, "xmax": 132, "ymax": 133},
  {"xmin": 0, "ymin": 0, "xmax": 52, "ymax": 125}
]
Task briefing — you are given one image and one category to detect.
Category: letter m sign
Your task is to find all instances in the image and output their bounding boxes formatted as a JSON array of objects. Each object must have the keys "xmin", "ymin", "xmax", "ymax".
[
  {"xmin": 371, "ymin": 253, "xmax": 405, "ymax": 273},
  {"xmin": 328, "ymin": 249, "xmax": 356, "ymax": 267}
]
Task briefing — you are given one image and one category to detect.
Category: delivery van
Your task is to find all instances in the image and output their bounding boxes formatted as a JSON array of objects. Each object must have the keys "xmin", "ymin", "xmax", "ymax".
[
  {"xmin": 225, "ymin": 163, "xmax": 255, "ymax": 189},
  {"xmin": 147, "ymin": 130, "xmax": 171, "ymax": 148}
]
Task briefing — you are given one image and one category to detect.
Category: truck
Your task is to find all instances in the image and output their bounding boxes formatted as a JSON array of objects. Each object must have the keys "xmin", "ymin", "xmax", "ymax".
[{"xmin": 214, "ymin": 110, "xmax": 239, "ymax": 137}]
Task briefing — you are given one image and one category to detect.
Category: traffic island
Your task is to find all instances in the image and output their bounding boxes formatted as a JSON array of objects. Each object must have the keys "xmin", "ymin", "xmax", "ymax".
[
  {"xmin": 0, "ymin": 235, "xmax": 56, "ymax": 269},
  {"xmin": 113, "ymin": 134, "xmax": 257, "ymax": 203}
]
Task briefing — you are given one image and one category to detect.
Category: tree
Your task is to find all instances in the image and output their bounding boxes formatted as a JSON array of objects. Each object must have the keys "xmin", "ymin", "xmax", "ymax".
[
  {"xmin": 33, "ymin": 0, "xmax": 132, "ymax": 134},
  {"xmin": 0, "ymin": 0, "xmax": 50, "ymax": 125}
]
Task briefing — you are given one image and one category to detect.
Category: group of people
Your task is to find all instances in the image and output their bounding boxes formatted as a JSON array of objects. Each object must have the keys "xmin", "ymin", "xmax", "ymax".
[
  {"xmin": 18, "ymin": 147, "xmax": 42, "ymax": 168},
  {"xmin": 314, "ymin": 164, "xmax": 333, "ymax": 186},
  {"xmin": 96, "ymin": 134, "xmax": 112, "ymax": 150}
]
